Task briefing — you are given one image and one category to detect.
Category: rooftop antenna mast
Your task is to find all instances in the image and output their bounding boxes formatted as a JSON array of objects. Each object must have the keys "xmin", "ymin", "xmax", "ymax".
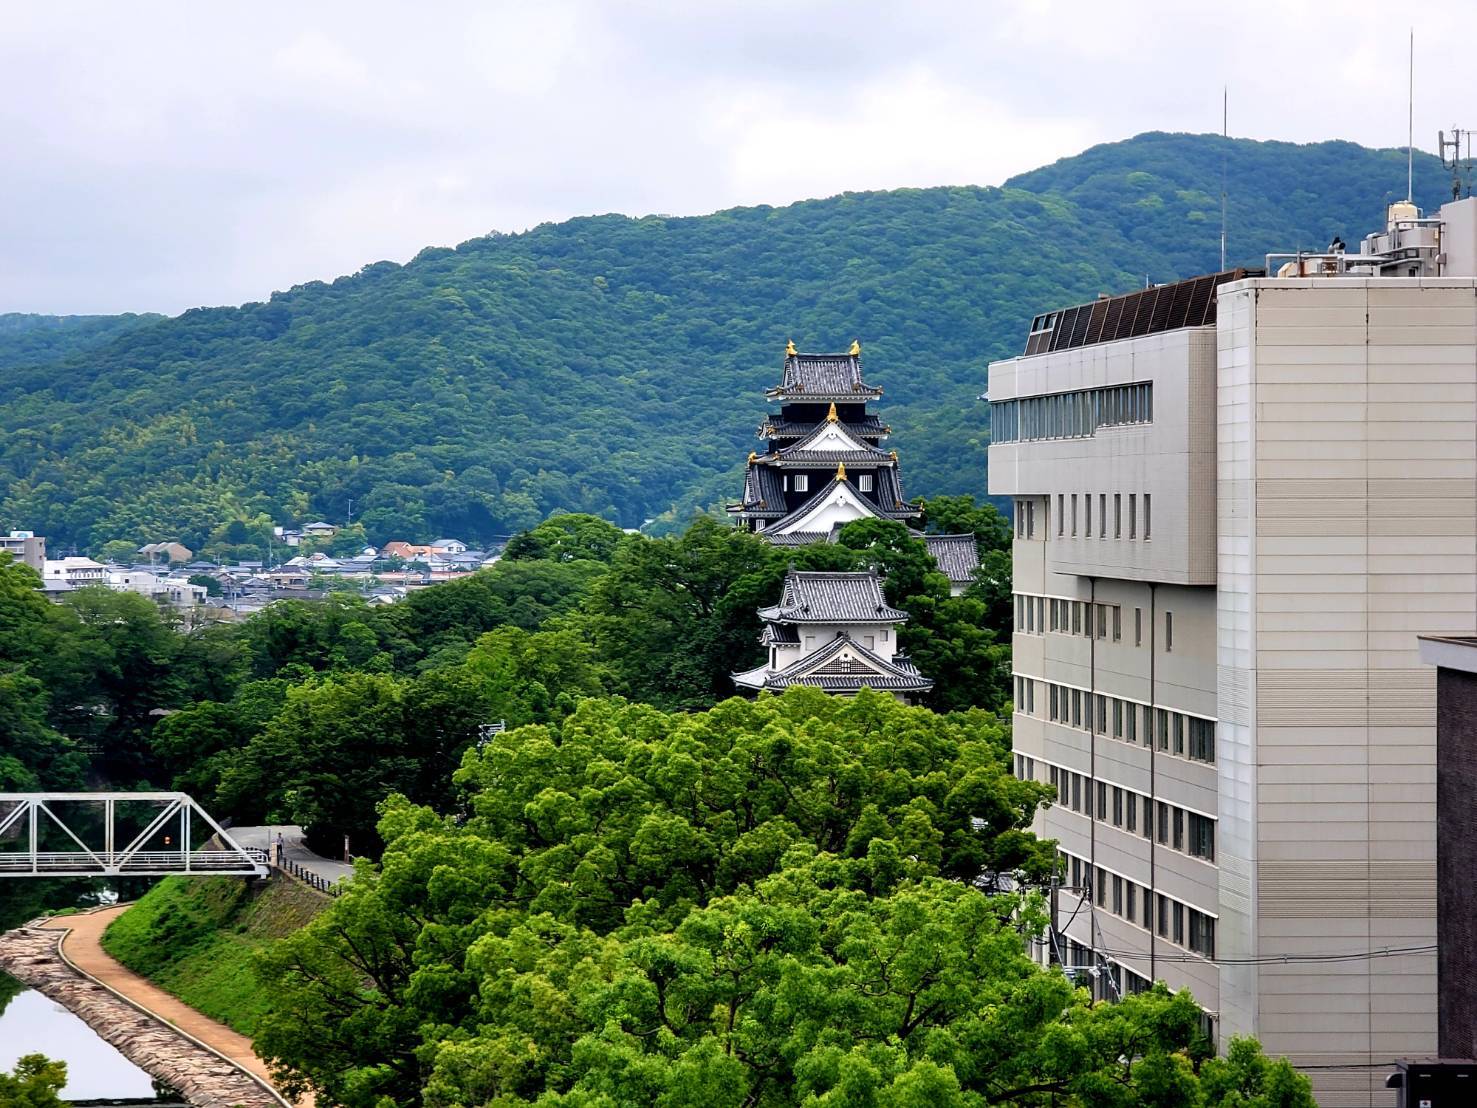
[
  {"xmin": 1438, "ymin": 127, "xmax": 1473, "ymax": 200},
  {"xmin": 1220, "ymin": 86, "xmax": 1228, "ymax": 271},
  {"xmin": 1407, "ymin": 27, "xmax": 1414, "ymax": 203}
]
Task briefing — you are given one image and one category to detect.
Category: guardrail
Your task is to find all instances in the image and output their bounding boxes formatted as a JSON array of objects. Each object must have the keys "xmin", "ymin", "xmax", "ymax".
[{"xmin": 274, "ymin": 854, "xmax": 342, "ymax": 897}]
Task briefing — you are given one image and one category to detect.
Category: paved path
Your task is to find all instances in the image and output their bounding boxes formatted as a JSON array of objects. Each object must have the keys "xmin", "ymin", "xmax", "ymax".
[
  {"xmin": 39, "ymin": 906, "xmax": 310, "ymax": 1107},
  {"xmin": 229, "ymin": 825, "xmax": 353, "ymax": 885}
]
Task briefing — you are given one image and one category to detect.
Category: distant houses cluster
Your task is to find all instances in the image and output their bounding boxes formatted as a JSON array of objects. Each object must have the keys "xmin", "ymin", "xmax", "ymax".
[{"xmin": 1, "ymin": 526, "xmax": 500, "ymax": 621}]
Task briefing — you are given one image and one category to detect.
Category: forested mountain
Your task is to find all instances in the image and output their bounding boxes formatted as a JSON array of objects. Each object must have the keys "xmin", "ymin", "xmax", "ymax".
[
  {"xmin": 0, "ymin": 312, "xmax": 163, "ymax": 370},
  {"xmin": 0, "ymin": 132, "xmax": 1449, "ymax": 552}
]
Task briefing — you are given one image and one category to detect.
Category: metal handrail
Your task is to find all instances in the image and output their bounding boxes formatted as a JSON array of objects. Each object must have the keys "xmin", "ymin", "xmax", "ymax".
[{"xmin": 0, "ymin": 849, "xmax": 267, "ymax": 873}]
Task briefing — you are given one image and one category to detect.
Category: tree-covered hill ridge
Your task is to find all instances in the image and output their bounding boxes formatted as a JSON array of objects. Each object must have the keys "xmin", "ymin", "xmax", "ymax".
[{"xmin": 0, "ymin": 131, "xmax": 1450, "ymax": 552}]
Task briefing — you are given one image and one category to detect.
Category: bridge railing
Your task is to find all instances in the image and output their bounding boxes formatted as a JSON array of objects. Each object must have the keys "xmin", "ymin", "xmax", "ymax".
[{"xmin": 0, "ymin": 849, "xmax": 268, "ymax": 876}]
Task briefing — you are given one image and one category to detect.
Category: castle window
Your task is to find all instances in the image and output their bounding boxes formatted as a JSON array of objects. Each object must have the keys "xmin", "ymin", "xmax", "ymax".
[{"xmin": 858, "ymin": 473, "xmax": 873, "ymax": 493}]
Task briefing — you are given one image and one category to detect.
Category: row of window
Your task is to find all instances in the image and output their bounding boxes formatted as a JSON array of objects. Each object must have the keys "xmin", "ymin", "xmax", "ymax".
[
  {"xmin": 1013, "ymin": 593, "xmax": 1179, "ymax": 655},
  {"xmin": 1035, "ymin": 758, "xmax": 1216, "ymax": 863},
  {"xmin": 1011, "ymin": 493, "xmax": 1152, "ymax": 542},
  {"xmin": 1059, "ymin": 848, "xmax": 1217, "ymax": 959},
  {"xmin": 784, "ymin": 472, "xmax": 875, "ymax": 494},
  {"xmin": 1055, "ymin": 936, "xmax": 1154, "ymax": 1000},
  {"xmin": 1057, "ymin": 491, "xmax": 1151, "ymax": 541},
  {"xmin": 991, "ymin": 382, "xmax": 1153, "ymax": 444},
  {"xmin": 1026, "ymin": 678, "xmax": 1215, "ymax": 764}
]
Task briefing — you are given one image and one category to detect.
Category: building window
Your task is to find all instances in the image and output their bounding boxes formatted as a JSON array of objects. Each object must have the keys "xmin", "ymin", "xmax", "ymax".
[
  {"xmin": 1189, "ymin": 911, "xmax": 1216, "ymax": 958},
  {"xmin": 1049, "ymin": 684, "xmax": 1059, "ymax": 721},
  {"xmin": 863, "ymin": 634, "xmax": 875, "ymax": 649},
  {"xmin": 1113, "ymin": 606, "xmax": 1121, "ymax": 641},
  {"xmin": 1129, "ymin": 493, "xmax": 1137, "ymax": 538},
  {"xmin": 1071, "ymin": 774, "xmax": 1082, "ymax": 812},
  {"xmin": 1125, "ymin": 703, "xmax": 1137, "ymax": 744},
  {"xmin": 1071, "ymin": 603, "xmax": 1081, "ymax": 635},
  {"xmin": 1126, "ymin": 883, "xmax": 1137, "ymax": 923},
  {"xmin": 1157, "ymin": 801, "xmax": 1170, "ymax": 845},
  {"xmin": 1189, "ymin": 717, "xmax": 1215, "ymax": 763},
  {"xmin": 1113, "ymin": 875, "xmax": 1124, "ymax": 914},
  {"xmin": 1096, "ymin": 603, "xmax": 1108, "ymax": 639},
  {"xmin": 858, "ymin": 473, "xmax": 873, "ymax": 493},
  {"xmin": 1173, "ymin": 902, "xmax": 1185, "ymax": 945},
  {"xmin": 1096, "ymin": 867, "xmax": 1107, "ymax": 907},
  {"xmin": 1058, "ymin": 494, "xmax": 1065, "ymax": 535},
  {"xmin": 1172, "ymin": 807, "xmax": 1185, "ymax": 851},
  {"xmin": 1165, "ymin": 610, "xmax": 1173, "ymax": 652},
  {"xmin": 1071, "ymin": 494, "xmax": 1078, "ymax": 536},
  {"xmin": 1144, "ymin": 494, "xmax": 1152, "ymax": 540},
  {"xmin": 1071, "ymin": 689, "xmax": 1082, "ymax": 728},
  {"xmin": 1112, "ymin": 699, "xmax": 1123, "ymax": 739},
  {"xmin": 1114, "ymin": 493, "xmax": 1122, "ymax": 537},
  {"xmin": 1189, "ymin": 813, "xmax": 1215, "ymax": 861},
  {"xmin": 1097, "ymin": 781, "xmax": 1107, "ymax": 819},
  {"xmin": 1134, "ymin": 607, "xmax": 1142, "ymax": 646},
  {"xmin": 1085, "ymin": 493, "xmax": 1092, "ymax": 535},
  {"xmin": 1157, "ymin": 894, "xmax": 1169, "ymax": 938},
  {"xmin": 1172, "ymin": 713, "xmax": 1185, "ymax": 756},
  {"xmin": 1100, "ymin": 494, "xmax": 1107, "ymax": 537},
  {"xmin": 1096, "ymin": 694, "xmax": 1107, "ymax": 733},
  {"xmin": 795, "ymin": 474, "xmax": 810, "ymax": 494},
  {"xmin": 1126, "ymin": 792, "xmax": 1137, "ymax": 832},
  {"xmin": 1026, "ymin": 681, "xmax": 1035, "ymax": 714},
  {"xmin": 1112, "ymin": 787, "xmax": 1123, "ymax": 826},
  {"xmin": 1156, "ymin": 709, "xmax": 1170, "ymax": 751}
]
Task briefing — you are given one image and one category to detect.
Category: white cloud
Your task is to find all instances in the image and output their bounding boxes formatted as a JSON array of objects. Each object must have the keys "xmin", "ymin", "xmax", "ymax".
[{"xmin": 2, "ymin": 0, "xmax": 1476, "ymax": 314}]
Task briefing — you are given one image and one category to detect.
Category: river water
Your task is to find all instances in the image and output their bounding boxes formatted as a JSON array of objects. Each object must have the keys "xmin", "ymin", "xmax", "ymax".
[{"xmin": 0, "ymin": 974, "xmax": 159, "ymax": 1099}]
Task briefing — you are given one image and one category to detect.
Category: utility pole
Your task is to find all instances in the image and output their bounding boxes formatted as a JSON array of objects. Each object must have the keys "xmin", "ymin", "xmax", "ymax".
[{"xmin": 1049, "ymin": 875, "xmax": 1061, "ymax": 965}]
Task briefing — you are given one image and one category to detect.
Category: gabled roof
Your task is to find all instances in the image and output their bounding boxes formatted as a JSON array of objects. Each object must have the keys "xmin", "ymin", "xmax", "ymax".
[
  {"xmin": 764, "ymin": 473, "xmax": 887, "ymax": 535},
  {"xmin": 762, "ymin": 529, "xmax": 832, "ymax": 546},
  {"xmin": 723, "ymin": 460, "xmax": 785, "ymax": 520},
  {"xmin": 762, "ymin": 413, "xmax": 888, "ymax": 440},
  {"xmin": 768, "ymin": 416, "xmax": 892, "ymax": 467},
  {"xmin": 766, "ymin": 351, "xmax": 882, "ymax": 400},
  {"xmin": 873, "ymin": 466, "xmax": 920, "ymax": 517},
  {"xmin": 924, "ymin": 533, "xmax": 982, "ymax": 586},
  {"xmin": 758, "ymin": 570, "xmax": 908, "ymax": 624},
  {"xmin": 759, "ymin": 622, "xmax": 800, "ymax": 645},
  {"xmin": 735, "ymin": 632, "xmax": 932, "ymax": 694}
]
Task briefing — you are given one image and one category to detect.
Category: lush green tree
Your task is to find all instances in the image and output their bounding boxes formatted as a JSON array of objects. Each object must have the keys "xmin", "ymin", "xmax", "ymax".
[
  {"xmin": 462, "ymin": 625, "xmax": 604, "ymax": 727},
  {"xmin": 0, "ymin": 1053, "xmax": 67, "ymax": 1108},
  {"xmin": 836, "ymin": 520, "xmax": 1010, "ymax": 712},
  {"xmin": 581, "ymin": 518, "xmax": 785, "ymax": 709},
  {"xmin": 504, "ymin": 513, "xmax": 628, "ymax": 563},
  {"xmin": 187, "ymin": 572, "xmax": 223, "ymax": 596},
  {"xmin": 254, "ymin": 689, "xmax": 1055, "ymax": 1105}
]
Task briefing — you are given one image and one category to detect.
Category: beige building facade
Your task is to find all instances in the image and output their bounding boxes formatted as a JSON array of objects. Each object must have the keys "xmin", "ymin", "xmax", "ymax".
[{"xmin": 989, "ymin": 213, "xmax": 1477, "ymax": 1104}]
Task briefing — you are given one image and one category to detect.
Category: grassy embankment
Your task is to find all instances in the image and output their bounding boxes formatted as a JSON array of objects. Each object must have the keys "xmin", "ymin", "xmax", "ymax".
[{"xmin": 101, "ymin": 874, "xmax": 325, "ymax": 1035}]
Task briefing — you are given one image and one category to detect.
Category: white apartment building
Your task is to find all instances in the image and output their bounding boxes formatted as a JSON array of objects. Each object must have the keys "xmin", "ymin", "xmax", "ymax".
[{"xmin": 988, "ymin": 197, "xmax": 1477, "ymax": 1106}]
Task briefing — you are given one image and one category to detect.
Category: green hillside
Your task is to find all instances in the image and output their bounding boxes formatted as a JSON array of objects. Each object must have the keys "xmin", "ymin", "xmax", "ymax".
[
  {"xmin": 0, "ymin": 132, "xmax": 1449, "ymax": 552},
  {"xmin": 0, "ymin": 312, "xmax": 164, "ymax": 370}
]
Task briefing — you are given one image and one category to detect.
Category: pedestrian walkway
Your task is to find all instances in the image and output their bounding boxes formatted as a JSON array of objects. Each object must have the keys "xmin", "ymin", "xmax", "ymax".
[
  {"xmin": 228, "ymin": 825, "xmax": 353, "ymax": 886},
  {"xmin": 39, "ymin": 906, "xmax": 311, "ymax": 1107}
]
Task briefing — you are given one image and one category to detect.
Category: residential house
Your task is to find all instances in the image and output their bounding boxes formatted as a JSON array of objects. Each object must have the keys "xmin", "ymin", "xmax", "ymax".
[{"xmin": 138, "ymin": 541, "xmax": 194, "ymax": 564}]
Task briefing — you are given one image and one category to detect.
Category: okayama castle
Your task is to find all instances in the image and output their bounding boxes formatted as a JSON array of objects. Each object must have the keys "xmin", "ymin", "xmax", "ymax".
[{"xmin": 728, "ymin": 342, "xmax": 979, "ymax": 701}]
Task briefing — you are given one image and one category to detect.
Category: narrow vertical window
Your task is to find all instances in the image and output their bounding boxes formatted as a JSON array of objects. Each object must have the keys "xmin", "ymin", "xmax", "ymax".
[
  {"xmin": 1099, "ymin": 494, "xmax": 1107, "ymax": 537},
  {"xmin": 1165, "ymin": 610, "xmax": 1173, "ymax": 652},
  {"xmin": 1126, "ymin": 792, "xmax": 1137, "ymax": 832},
  {"xmin": 1144, "ymin": 494, "xmax": 1151, "ymax": 540},
  {"xmin": 1071, "ymin": 494, "xmax": 1078, "ymax": 536},
  {"xmin": 1129, "ymin": 493, "xmax": 1136, "ymax": 538},
  {"xmin": 1114, "ymin": 493, "xmax": 1122, "ymax": 537},
  {"xmin": 1058, "ymin": 493, "xmax": 1065, "ymax": 536},
  {"xmin": 1134, "ymin": 607, "xmax": 1142, "ymax": 646},
  {"xmin": 1085, "ymin": 493, "xmax": 1092, "ymax": 535},
  {"xmin": 1113, "ymin": 606, "xmax": 1122, "ymax": 641},
  {"xmin": 1126, "ymin": 703, "xmax": 1137, "ymax": 743}
]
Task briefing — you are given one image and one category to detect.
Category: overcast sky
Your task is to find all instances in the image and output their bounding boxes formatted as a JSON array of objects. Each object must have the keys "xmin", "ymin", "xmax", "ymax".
[{"xmin": 5, "ymin": 0, "xmax": 1475, "ymax": 315}]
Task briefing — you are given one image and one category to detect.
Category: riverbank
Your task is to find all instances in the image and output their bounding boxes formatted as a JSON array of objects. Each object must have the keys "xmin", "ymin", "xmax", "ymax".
[
  {"xmin": 101, "ymin": 873, "xmax": 326, "ymax": 1036},
  {"xmin": 0, "ymin": 913, "xmax": 284, "ymax": 1108}
]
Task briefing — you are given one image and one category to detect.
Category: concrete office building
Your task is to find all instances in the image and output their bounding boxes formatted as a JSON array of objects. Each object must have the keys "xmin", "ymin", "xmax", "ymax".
[{"xmin": 988, "ymin": 196, "xmax": 1477, "ymax": 1106}]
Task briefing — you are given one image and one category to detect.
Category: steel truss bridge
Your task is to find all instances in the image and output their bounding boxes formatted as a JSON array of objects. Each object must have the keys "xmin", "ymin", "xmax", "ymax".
[{"xmin": 0, "ymin": 792, "xmax": 268, "ymax": 878}]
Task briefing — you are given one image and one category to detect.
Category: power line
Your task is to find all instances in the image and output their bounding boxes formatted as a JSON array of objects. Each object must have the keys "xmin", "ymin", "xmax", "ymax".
[{"xmin": 1089, "ymin": 942, "xmax": 1435, "ymax": 967}]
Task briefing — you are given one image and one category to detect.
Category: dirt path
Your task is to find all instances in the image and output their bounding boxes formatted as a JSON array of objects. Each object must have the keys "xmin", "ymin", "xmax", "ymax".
[{"xmin": 39, "ymin": 906, "xmax": 311, "ymax": 1107}]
